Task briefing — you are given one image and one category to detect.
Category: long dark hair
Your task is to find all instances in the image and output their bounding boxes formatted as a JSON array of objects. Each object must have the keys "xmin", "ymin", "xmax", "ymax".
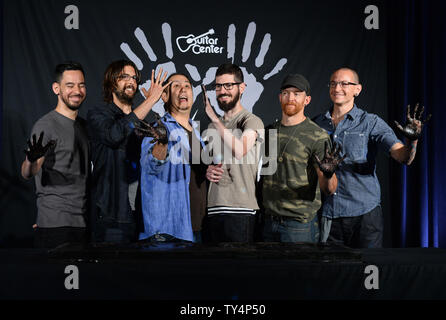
[{"xmin": 102, "ymin": 60, "xmax": 141, "ymax": 104}]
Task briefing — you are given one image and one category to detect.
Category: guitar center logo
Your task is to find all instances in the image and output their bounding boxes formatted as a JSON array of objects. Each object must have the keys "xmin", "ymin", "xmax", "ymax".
[{"xmin": 176, "ymin": 29, "xmax": 224, "ymax": 54}]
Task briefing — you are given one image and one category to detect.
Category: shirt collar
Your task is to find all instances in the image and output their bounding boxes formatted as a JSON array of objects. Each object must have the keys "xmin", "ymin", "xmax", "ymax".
[
  {"xmin": 324, "ymin": 104, "xmax": 360, "ymax": 121},
  {"xmin": 163, "ymin": 112, "xmax": 198, "ymax": 129}
]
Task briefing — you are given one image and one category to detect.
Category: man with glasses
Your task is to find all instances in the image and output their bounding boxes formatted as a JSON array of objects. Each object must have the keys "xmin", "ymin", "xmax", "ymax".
[
  {"xmin": 87, "ymin": 60, "xmax": 169, "ymax": 244},
  {"xmin": 262, "ymin": 74, "xmax": 343, "ymax": 243},
  {"xmin": 203, "ymin": 63, "xmax": 264, "ymax": 243},
  {"xmin": 313, "ymin": 67, "xmax": 430, "ymax": 248}
]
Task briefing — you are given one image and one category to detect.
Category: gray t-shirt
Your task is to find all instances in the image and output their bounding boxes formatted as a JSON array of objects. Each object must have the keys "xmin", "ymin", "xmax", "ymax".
[
  {"xmin": 206, "ymin": 108, "xmax": 264, "ymax": 210},
  {"xmin": 31, "ymin": 110, "xmax": 89, "ymax": 228}
]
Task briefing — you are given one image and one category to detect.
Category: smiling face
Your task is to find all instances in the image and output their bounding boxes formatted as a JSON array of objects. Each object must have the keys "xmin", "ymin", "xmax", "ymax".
[
  {"xmin": 279, "ymin": 87, "xmax": 311, "ymax": 117},
  {"xmin": 113, "ymin": 65, "xmax": 138, "ymax": 105},
  {"xmin": 52, "ymin": 70, "xmax": 86, "ymax": 111},
  {"xmin": 215, "ymin": 73, "xmax": 244, "ymax": 112},
  {"xmin": 162, "ymin": 74, "xmax": 193, "ymax": 115},
  {"xmin": 329, "ymin": 69, "xmax": 362, "ymax": 107}
]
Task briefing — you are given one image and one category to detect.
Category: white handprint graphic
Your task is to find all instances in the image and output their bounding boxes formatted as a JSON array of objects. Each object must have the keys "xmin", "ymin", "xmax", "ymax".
[{"xmin": 120, "ymin": 22, "xmax": 287, "ymax": 117}]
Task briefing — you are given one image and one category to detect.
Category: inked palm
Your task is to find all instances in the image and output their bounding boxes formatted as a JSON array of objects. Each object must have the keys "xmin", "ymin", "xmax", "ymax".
[
  {"xmin": 134, "ymin": 116, "xmax": 168, "ymax": 145},
  {"xmin": 394, "ymin": 103, "xmax": 431, "ymax": 141},
  {"xmin": 314, "ymin": 142, "xmax": 346, "ymax": 178},
  {"xmin": 25, "ymin": 131, "xmax": 56, "ymax": 162}
]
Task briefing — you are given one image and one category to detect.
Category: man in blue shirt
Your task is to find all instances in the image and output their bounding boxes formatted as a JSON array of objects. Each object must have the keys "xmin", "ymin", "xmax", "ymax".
[
  {"xmin": 139, "ymin": 73, "xmax": 207, "ymax": 243},
  {"xmin": 313, "ymin": 68, "xmax": 429, "ymax": 248}
]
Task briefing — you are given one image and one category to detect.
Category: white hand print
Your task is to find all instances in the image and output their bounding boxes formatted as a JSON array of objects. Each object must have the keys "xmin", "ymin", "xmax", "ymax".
[
  {"xmin": 120, "ymin": 22, "xmax": 287, "ymax": 117},
  {"xmin": 202, "ymin": 22, "xmax": 287, "ymax": 116}
]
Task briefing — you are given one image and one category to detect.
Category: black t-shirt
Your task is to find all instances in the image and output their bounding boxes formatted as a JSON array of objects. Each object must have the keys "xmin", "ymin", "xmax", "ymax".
[{"xmin": 182, "ymin": 126, "xmax": 207, "ymax": 232}]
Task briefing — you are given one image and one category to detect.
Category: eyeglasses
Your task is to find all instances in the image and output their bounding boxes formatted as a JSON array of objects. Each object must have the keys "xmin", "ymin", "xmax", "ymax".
[
  {"xmin": 328, "ymin": 81, "xmax": 358, "ymax": 88},
  {"xmin": 118, "ymin": 74, "xmax": 139, "ymax": 82},
  {"xmin": 214, "ymin": 82, "xmax": 242, "ymax": 91}
]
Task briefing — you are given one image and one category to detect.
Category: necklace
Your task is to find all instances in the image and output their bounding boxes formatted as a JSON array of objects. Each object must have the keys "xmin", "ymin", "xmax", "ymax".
[{"xmin": 277, "ymin": 123, "xmax": 299, "ymax": 162}]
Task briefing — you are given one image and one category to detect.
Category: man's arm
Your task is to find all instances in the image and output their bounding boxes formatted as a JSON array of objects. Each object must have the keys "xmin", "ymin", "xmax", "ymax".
[
  {"xmin": 21, "ymin": 157, "xmax": 45, "ymax": 180},
  {"xmin": 133, "ymin": 69, "xmax": 171, "ymax": 120},
  {"xmin": 21, "ymin": 131, "xmax": 55, "ymax": 179},
  {"xmin": 390, "ymin": 140, "xmax": 417, "ymax": 165},
  {"xmin": 316, "ymin": 168, "xmax": 338, "ymax": 195},
  {"xmin": 210, "ymin": 119, "xmax": 258, "ymax": 160},
  {"xmin": 391, "ymin": 103, "xmax": 431, "ymax": 165},
  {"xmin": 314, "ymin": 141, "xmax": 345, "ymax": 195}
]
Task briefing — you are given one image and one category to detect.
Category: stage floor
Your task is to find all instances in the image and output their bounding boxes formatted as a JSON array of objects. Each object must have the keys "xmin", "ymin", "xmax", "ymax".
[{"xmin": 1, "ymin": 242, "xmax": 446, "ymax": 300}]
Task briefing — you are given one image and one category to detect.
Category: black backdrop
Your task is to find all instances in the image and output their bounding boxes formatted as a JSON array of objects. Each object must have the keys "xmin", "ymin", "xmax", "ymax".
[{"xmin": 0, "ymin": 0, "xmax": 411, "ymax": 247}]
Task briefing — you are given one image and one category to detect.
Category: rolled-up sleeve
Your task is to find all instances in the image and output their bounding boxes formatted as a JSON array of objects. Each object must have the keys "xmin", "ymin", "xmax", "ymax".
[{"xmin": 140, "ymin": 137, "xmax": 170, "ymax": 175}]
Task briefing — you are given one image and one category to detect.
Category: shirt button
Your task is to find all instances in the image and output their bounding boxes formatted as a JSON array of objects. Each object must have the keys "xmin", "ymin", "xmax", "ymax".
[
  {"xmin": 334, "ymin": 193, "xmax": 337, "ymax": 195},
  {"xmin": 334, "ymin": 135, "xmax": 337, "ymax": 138}
]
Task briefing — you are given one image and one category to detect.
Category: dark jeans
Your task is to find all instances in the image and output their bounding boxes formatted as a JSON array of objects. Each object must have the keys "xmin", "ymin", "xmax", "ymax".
[
  {"xmin": 327, "ymin": 205, "xmax": 383, "ymax": 248},
  {"xmin": 91, "ymin": 221, "xmax": 136, "ymax": 244},
  {"xmin": 204, "ymin": 213, "xmax": 255, "ymax": 243},
  {"xmin": 263, "ymin": 214, "xmax": 320, "ymax": 243},
  {"xmin": 34, "ymin": 227, "xmax": 86, "ymax": 249}
]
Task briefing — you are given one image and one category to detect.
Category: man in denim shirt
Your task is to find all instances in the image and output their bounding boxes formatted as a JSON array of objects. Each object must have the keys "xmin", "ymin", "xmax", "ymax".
[
  {"xmin": 313, "ymin": 68, "xmax": 427, "ymax": 248},
  {"xmin": 139, "ymin": 73, "xmax": 207, "ymax": 243}
]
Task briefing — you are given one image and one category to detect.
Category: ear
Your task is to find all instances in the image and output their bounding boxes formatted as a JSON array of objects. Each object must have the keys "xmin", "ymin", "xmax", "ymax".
[
  {"xmin": 52, "ymin": 82, "xmax": 60, "ymax": 95},
  {"xmin": 354, "ymin": 84, "xmax": 362, "ymax": 97},
  {"xmin": 304, "ymin": 95, "xmax": 312, "ymax": 106},
  {"xmin": 161, "ymin": 88, "xmax": 169, "ymax": 103},
  {"xmin": 239, "ymin": 82, "xmax": 246, "ymax": 95}
]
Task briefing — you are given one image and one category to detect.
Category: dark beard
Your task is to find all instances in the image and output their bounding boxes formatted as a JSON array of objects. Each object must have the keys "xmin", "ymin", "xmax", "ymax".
[
  {"xmin": 114, "ymin": 87, "xmax": 134, "ymax": 105},
  {"xmin": 217, "ymin": 93, "xmax": 240, "ymax": 112},
  {"xmin": 61, "ymin": 95, "xmax": 83, "ymax": 111}
]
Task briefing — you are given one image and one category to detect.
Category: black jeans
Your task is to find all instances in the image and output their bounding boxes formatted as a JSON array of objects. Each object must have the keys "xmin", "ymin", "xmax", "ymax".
[
  {"xmin": 327, "ymin": 206, "xmax": 383, "ymax": 248},
  {"xmin": 34, "ymin": 227, "xmax": 86, "ymax": 249},
  {"xmin": 204, "ymin": 213, "xmax": 255, "ymax": 243}
]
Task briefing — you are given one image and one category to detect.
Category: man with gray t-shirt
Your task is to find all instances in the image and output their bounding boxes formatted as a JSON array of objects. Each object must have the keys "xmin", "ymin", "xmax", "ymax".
[
  {"xmin": 21, "ymin": 61, "xmax": 89, "ymax": 248},
  {"xmin": 203, "ymin": 63, "xmax": 264, "ymax": 242}
]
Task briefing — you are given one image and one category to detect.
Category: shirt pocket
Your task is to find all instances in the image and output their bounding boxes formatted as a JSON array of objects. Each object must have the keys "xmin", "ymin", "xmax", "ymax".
[{"xmin": 343, "ymin": 132, "xmax": 366, "ymax": 162}]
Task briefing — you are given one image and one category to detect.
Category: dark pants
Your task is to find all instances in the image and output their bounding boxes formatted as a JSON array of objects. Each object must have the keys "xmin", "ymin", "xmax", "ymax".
[
  {"xmin": 327, "ymin": 206, "xmax": 383, "ymax": 248},
  {"xmin": 91, "ymin": 221, "xmax": 136, "ymax": 244},
  {"xmin": 34, "ymin": 227, "xmax": 86, "ymax": 249},
  {"xmin": 204, "ymin": 213, "xmax": 255, "ymax": 243}
]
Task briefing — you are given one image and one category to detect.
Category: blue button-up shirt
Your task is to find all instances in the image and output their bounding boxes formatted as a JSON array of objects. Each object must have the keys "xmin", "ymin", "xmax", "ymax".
[
  {"xmin": 313, "ymin": 105, "xmax": 402, "ymax": 218},
  {"xmin": 139, "ymin": 113, "xmax": 205, "ymax": 242}
]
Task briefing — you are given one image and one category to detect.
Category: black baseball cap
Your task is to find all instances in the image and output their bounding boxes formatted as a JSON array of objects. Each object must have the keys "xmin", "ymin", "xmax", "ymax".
[{"xmin": 280, "ymin": 74, "xmax": 311, "ymax": 95}]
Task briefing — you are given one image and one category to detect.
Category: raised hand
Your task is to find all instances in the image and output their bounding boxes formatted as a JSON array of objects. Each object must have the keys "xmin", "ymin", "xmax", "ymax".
[
  {"xmin": 134, "ymin": 115, "xmax": 168, "ymax": 145},
  {"xmin": 24, "ymin": 131, "xmax": 56, "ymax": 163},
  {"xmin": 141, "ymin": 68, "xmax": 171, "ymax": 104},
  {"xmin": 314, "ymin": 142, "xmax": 346, "ymax": 178},
  {"xmin": 201, "ymin": 84, "xmax": 219, "ymax": 123},
  {"xmin": 394, "ymin": 103, "xmax": 431, "ymax": 141}
]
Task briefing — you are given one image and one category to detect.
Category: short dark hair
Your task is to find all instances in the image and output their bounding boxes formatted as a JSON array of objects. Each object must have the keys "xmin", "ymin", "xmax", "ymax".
[
  {"xmin": 332, "ymin": 67, "xmax": 360, "ymax": 84},
  {"xmin": 103, "ymin": 59, "xmax": 141, "ymax": 104},
  {"xmin": 162, "ymin": 72, "xmax": 192, "ymax": 113},
  {"xmin": 215, "ymin": 63, "xmax": 244, "ymax": 83},
  {"xmin": 54, "ymin": 61, "xmax": 85, "ymax": 83}
]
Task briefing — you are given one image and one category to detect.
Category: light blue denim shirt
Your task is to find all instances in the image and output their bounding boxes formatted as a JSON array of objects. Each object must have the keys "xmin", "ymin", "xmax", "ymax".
[
  {"xmin": 313, "ymin": 105, "xmax": 402, "ymax": 218},
  {"xmin": 139, "ymin": 113, "xmax": 205, "ymax": 242}
]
